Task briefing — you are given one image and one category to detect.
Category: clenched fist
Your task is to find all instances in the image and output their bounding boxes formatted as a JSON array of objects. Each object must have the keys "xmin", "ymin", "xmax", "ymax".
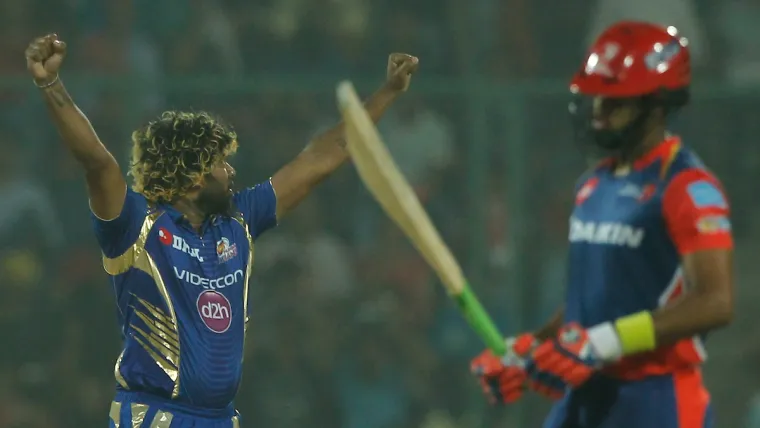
[
  {"xmin": 25, "ymin": 34, "xmax": 67, "ymax": 87},
  {"xmin": 385, "ymin": 53, "xmax": 419, "ymax": 93}
]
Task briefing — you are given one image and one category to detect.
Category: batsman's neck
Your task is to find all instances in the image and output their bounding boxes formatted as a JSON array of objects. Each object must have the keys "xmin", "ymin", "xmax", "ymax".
[{"xmin": 613, "ymin": 125, "xmax": 667, "ymax": 174}]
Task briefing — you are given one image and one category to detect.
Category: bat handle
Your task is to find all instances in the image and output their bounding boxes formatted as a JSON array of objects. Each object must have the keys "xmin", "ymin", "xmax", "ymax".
[{"xmin": 454, "ymin": 283, "xmax": 507, "ymax": 356}]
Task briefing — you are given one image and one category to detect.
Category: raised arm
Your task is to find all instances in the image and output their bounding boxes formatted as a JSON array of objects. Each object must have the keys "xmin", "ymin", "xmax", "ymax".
[
  {"xmin": 25, "ymin": 34, "xmax": 126, "ymax": 220},
  {"xmin": 270, "ymin": 53, "xmax": 419, "ymax": 219}
]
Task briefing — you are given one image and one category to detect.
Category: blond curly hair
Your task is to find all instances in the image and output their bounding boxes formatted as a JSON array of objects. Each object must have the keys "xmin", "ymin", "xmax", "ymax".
[{"xmin": 129, "ymin": 111, "xmax": 238, "ymax": 203}]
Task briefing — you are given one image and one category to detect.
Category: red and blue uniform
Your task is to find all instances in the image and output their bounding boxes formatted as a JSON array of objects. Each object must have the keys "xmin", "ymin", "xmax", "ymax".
[
  {"xmin": 93, "ymin": 181, "xmax": 277, "ymax": 427},
  {"xmin": 543, "ymin": 137, "xmax": 732, "ymax": 428}
]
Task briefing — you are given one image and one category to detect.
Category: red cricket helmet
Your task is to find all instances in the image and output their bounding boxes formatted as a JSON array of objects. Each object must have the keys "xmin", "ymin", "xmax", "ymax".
[{"xmin": 570, "ymin": 21, "xmax": 691, "ymax": 97}]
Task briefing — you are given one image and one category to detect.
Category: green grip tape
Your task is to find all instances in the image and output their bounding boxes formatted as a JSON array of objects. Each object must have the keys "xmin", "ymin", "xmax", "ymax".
[{"xmin": 453, "ymin": 283, "xmax": 506, "ymax": 356}]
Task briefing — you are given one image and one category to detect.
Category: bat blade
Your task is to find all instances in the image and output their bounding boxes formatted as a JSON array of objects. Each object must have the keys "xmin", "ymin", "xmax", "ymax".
[
  {"xmin": 336, "ymin": 81, "xmax": 506, "ymax": 355},
  {"xmin": 337, "ymin": 81, "xmax": 465, "ymax": 295}
]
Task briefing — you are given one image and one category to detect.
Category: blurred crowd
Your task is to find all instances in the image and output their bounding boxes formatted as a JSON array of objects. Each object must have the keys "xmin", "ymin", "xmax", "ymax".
[{"xmin": 3, "ymin": 0, "xmax": 760, "ymax": 427}]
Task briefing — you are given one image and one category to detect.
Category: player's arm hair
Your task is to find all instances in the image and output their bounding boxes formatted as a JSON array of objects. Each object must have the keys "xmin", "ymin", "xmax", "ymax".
[
  {"xmin": 652, "ymin": 249, "xmax": 733, "ymax": 346},
  {"xmin": 533, "ymin": 306, "xmax": 565, "ymax": 341},
  {"xmin": 271, "ymin": 83, "xmax": 400, "ymax": 219},
  {"xmin": 40, "ymin": 79, "xmax": 126, "ymax": 220}
]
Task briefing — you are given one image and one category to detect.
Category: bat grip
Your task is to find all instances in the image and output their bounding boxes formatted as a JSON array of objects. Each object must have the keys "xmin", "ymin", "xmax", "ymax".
[{"xmin": 454, "ymin": 283, "xmax": 507, "ymax": 356}]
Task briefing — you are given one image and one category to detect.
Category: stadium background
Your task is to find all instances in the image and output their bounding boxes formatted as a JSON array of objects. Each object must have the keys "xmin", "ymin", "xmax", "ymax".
[{"xmin": 2, "ymin": 0, "xmax": 760, "ymax": 427}]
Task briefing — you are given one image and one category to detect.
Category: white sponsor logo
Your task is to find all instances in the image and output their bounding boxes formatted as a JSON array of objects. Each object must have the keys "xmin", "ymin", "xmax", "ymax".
[
  {"xmin": 569, "ymin": 218, "xmax": 645, "ymax": 248},
  {"xmin": 172, "ymin": 236, "xmax": 204, "ymax": 262},
  {"xmin": 174, "ymin": 267, "xmax": 244, "ymax": 290},
  {"xmin": 200, "ymin": 299, "xmax": 230, "ymax": 320},
  {"xmin": 618, "ymin": 184, "xmax": 642, "ymax": 198},
  {"xmin": 158, "ymin": 227, "xmax": 204, "ymax": 262}
]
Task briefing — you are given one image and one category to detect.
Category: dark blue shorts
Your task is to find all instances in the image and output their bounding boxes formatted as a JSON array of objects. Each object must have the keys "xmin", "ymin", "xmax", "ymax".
[
  {"xmin": 543, "ymin": 370, "xmax": 713, "ymax": 428},
  {"xmin": 108, "ymin": 391, "xmax": 241, "ymax": 428}
]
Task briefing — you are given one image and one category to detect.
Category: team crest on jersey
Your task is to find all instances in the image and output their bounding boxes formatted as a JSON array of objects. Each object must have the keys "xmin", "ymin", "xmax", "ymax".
[
  {"xmin": 216, "ymin": 237, "xmax": 237, "ymax": 263},
  {"xmin": 576, "ymin": 177, "xmax": 599, "ymax": 205}
]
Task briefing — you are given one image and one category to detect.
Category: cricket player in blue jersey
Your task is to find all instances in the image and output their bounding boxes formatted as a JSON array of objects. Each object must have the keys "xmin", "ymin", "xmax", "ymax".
[
  {"xmin": 25, "ymin": 33, "xmax": 418, "ymax": 427},
  {"xmin": 471, "ymin": 21, "xmax": 734, "ymax": 428}
]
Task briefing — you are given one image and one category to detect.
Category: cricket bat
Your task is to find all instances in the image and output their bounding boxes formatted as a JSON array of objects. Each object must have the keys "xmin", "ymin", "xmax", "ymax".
[{"xmin": 336, "ymin": 81, "xmax": 506, "ymax": 356}]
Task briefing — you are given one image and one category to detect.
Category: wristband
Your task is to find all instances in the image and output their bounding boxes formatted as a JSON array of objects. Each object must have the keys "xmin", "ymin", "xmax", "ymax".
[
  {"xmin": 34, "ymin": 74, "xmax": 59, "ymax": 89},
  {"xmin": 614, "ymin": 311, "xmax": 656, "ymax": 355}
]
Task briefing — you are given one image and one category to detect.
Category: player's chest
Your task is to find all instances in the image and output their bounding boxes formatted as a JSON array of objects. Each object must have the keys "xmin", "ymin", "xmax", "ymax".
[
  {"xmin": 152, "ymin": 220, "xmax": 251, "ymax": 292},
  {"xmin": 569, "ymin": 176, "xmax": 664, "ymax": 249}
]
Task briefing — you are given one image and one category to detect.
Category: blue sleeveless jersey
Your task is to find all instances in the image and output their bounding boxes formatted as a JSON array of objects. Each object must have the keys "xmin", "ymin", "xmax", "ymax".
[
  {"xmin": 566, "ymin": 137, "xmax": 733, "ymax": 379},
  {"xmin": 92, "ymin": 180, "xmax": 277, "ymax": 414}
]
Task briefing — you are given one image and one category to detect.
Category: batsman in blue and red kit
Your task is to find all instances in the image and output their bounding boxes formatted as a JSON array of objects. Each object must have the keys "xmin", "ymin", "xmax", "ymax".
[
  {"xmin": 471, "ymin": 21, "xmax": 734, "ymax": 428},
  {"xmin": 26, "ymin": 33, "xmax": 420, "ymax": 427}
]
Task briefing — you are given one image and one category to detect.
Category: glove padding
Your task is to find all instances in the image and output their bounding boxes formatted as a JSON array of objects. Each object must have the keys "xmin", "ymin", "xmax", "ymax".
[
  {"xmin": 470, "ymin": 334, "xmax": 536, "ymax": 404},
  {"xmin": 531, "ymin": 322, "xmax": 600, "ymax": 389}
]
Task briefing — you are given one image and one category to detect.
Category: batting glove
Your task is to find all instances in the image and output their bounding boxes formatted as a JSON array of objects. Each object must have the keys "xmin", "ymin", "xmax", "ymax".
[
  {"xmin": 470, "ymin": 334, "xmax": 537, "ymax": 404},
  {"xmin": 531, "ymin": 322, "xmax": 601, "ymax": 389}
]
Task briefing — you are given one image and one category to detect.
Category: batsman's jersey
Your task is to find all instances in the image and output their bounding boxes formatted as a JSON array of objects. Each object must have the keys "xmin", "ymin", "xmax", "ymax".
[
  {"xmin": 566, "ymin": 136, "xmax": 733, "ymax": 380},
  {"xmin": 92, "ymin": 180, "xmax": 277, "ymax": 416}
]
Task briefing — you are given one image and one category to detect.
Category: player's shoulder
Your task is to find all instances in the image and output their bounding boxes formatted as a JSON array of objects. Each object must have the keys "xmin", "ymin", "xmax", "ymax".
[
  {"xmin": 668, "ymin": 143, "xmax": 708, "ymax": 171},
  {"xmin": 663, "ymin": 143, "xmax": 723, "ymax": 186},
  {"xmin": 126, "ymin": 187, "xmax": 150, "ymax": 206},
  {"xmin": 660, "ymin": 144, "xmax": 729, "ymax": 209},
  {"xmin": 231, "ymin": 179, "xmax": 278, "ymax": 239}
]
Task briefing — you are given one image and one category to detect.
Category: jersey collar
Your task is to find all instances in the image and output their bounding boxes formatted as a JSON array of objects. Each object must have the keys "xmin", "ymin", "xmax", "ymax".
[
  {"xmin": 160, "ymin": 203, "xmax": 187, "ymax": 223},
  {"xmin": 632, "ymin": 136, "xmax": 681, "ymax": 171},
  {"xmin": 596, "ymin": 136, "xmax": 681, "ymax": 173},
  {"xmin": 159, "ymin": 204, "xmax": 222, "ymax": 230}
]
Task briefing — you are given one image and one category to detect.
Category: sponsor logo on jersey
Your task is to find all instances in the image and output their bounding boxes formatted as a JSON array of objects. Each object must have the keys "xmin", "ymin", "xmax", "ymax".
[
  {"xmin": 576, "ymin": 177, "xmax": 599, "ymax": 205},
  {"xmin": 216, "ymin": 237, "xmax": 237, "ymax": 264},
  {"xmin": 569, "ymin": 218, "xmax": 645, "ymax": 248},
  {"xmin": 638, "ymin": 184, "xmax": 656, "ymax": 202},
  {"xmin": 686, "ymin": 180, "xmax": 727, "ymax": 209},
  {"xmin": 617, "ymin": 183, "xmax": 656, "ymax": 202},
  {"xmin": 696, "ymin": 215, "xmax": 731, "ymax": 234},
  {"xmin": 618, "ymin": 183, "xmax": 642, "ymax": 198},
  {"xmin": 196, "ymin": 290, "xmax": 232, "ymax": 333},
  {"xmin": 174, "ymin": 267, "xmax": 244, "ymax": 290},
  {"xmin": 158, "ymin": 228, "xmax": 204, "ymax": 262}
]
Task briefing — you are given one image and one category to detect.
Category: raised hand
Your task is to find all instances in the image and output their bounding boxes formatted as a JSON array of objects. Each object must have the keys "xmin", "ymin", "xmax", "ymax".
[
  {"xmin": 385, "ymin": 53, "xmax": 419, "ymax": 93},
  {"xmin": 25, "ymin": 33, "xmax": 67, "ymax": 87}
]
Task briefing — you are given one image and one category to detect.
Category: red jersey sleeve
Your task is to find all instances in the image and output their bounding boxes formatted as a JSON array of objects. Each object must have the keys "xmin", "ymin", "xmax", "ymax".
[{"xmin": 661, "ymin": 168, "xmax": 733, "ymax": 255}]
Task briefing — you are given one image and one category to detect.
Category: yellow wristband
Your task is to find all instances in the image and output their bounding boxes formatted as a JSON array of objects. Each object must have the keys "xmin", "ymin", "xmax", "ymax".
[{"xmin": 614, "ymin": 311, "xmax": 656, "ymax": 355}]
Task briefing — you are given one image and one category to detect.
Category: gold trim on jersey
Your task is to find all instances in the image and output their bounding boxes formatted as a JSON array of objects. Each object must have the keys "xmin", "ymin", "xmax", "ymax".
[
  {"xmin": 133, "ymin": 297, "xmax": 180, "ymax": 350},
  {"xmin": 103, "ymin": 210, "xmax": 182, "ymax": 398},
  {"xmin": 114, "ymin": 350, "xmax": 129, "ymax": 389},
  {"xmin": 131, "ymin": 296, "xmax": 180, "ymax": 380},
  {"xmin": 109, "ymin": 401, "xmax": 121, "ymax": 427},
  {"xmin": 110, "ymin": 400, "xmax": 240, "ymax": 428},
  {"xmin": 131, "ymin": 403, "xmax": 149, "ymax": 427},
  {"xmin": 150, "ymin": 410, "xmax": 174, "ymax": 428},
  {"xmin": 232, "ymin": 214, "xmax": 254, "ymax": 353}
]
